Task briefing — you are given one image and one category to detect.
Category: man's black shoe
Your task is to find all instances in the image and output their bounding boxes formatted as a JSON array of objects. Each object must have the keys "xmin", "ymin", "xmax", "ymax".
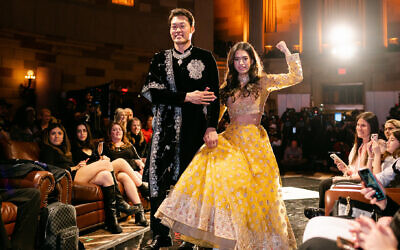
[
  {"xmin": 304, "ymin": 207, "xmax": 325, "ymax": 219},
  {"xmin": 178, "ymin": 241, "xmax": 195, "ymax": 250},
  {"xmin": 142, "ymin": 235, "xmax": 173, "ymax": 250}
]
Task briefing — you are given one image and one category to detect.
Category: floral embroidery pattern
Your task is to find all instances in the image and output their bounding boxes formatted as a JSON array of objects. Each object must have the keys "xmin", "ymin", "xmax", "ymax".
[{"xmin": 187, "ymin": 59, "xmax": 205, "ymax": 80}]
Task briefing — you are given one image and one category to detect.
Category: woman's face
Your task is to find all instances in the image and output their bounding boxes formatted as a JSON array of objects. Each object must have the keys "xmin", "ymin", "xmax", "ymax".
[
  {"xmin": 356, "ymin": 118, "xmax": 371, "ymax": 140},
  {"xmin": 233, "ymin": 49, "xmax": 251, "ymax": 75},
  {"xmin": 76, "ymin": 124, "xmax": 88, "ymax": 142},
  {"xmin": 384, "ymin": 122, "xmax": 397, "ymax": 139},
  {"xmin": 111, "ymin": 124, "xmax": 123, "ymax": 142},
  {"xmin": 49, "ymin": 127, "xmax": 64, "ymax": 146},
  {"xmin": 147, "ymin": 116, "xmax": 153, "ymax": 129},
  {"xmin": 119, "ymin": 112, "xmax": 126, "ymax": 122},
  {"xmin": 126, "ymin": 111, "xmax": 133, "ymax": 121},
  {"xmin": 386, "ymin": 134, "xmax": 400, "ymax": 154},
  {"xmin": 131, "ymin": 120, "xmax": 141, "ymax": 135}
]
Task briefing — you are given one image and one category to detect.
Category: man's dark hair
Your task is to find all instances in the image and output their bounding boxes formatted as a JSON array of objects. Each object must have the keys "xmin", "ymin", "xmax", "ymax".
[{"xmin": 168, "ymin": 8, "xmax": 195, "ymax": 27}]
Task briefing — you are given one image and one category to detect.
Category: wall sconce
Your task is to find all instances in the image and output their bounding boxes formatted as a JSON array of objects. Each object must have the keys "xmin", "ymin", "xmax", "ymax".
[
  {"xmin": 19, "ymin": 70, "xmax": 36, "ymax": 105},
  {"xmin": 24, "ymin": 70, "xmax": 36, "ymax": 89}
]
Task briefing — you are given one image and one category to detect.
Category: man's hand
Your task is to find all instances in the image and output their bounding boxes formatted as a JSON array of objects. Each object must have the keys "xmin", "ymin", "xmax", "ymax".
[
  {"xmin": 185, "ymin": 89, "xmax": 216, "ymax": 105},
  {"xmin": 204, "ymin": 127, "xmax": 218, "ymax": 148}
]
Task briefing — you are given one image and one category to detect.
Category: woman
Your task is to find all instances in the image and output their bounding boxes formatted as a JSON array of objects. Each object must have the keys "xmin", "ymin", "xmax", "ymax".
[
  {"xmin": 114, "ymin": 108, "xmax": 127, "ymax": 131},
  {"xmin": 141, "ymin": 115, "xmax": 153, "ymax": 143},
  {"xmin": 103, "ymin": 122, "xmax": 149, "ymax": 225},
  {"xmin": 155, "ymin": 41, "xmax": 302, "ymax": 249},
  {"xmin": 71, "ymin": 122, "xmax": 148, "ymax": 226},
  {"xmin": 370, "ymin": 128, "xmax": 400, "ymax": 187},
  {"xmin": 304, "ymin": 112, "xmax": 379, "ymax": 218},
  {"xmin": 40, "ymin": 123, "xmax": 124, "ymax": 233},
  {"xmin": 124, "ymin": 108, "xmax": 134, "ymax": 122},
  {"xmin": 127, "ymin": 117, "xmax": 148, "ymax": 160}
]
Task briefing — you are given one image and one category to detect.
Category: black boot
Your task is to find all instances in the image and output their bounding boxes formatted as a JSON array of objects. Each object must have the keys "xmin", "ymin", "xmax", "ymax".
[
  {"xmin": 134, "ymin": 203, "xmax": 149, "ymax": 227},
  {"xmin": 110, "ymin": 171, "xmax": 137, "ymax": 215},
  {"xmin": 101, "ymin": 185, "xmax": 123, "ymax": 234},
  {"xmin": 138, "ymin": 182, "xmax": 150, "ymax": 200}
]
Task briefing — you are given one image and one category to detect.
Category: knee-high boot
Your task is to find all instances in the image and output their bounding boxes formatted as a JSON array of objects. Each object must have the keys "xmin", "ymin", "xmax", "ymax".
[
  {"xmin": 110, "ymin": 171, "xmax": 137, "ymax": 215},
  {"xmin": 101, "ymin": 185, "xmax": 123, "ymax": 234},
  {"xmin": 134, "ymin": 203, "xmax": 149, "ymax": 227}
]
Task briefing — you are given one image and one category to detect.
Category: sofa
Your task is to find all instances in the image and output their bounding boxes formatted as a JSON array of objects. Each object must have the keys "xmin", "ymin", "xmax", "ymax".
[{"xmin": 0, "ymin": 139, "xmax": 108, "ymax": 232}]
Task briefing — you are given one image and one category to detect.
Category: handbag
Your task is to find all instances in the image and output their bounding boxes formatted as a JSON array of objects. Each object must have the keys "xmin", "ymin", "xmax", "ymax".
[{"xmin": 331, "ymin": 196, "xmax": 376, "ymax": 219}]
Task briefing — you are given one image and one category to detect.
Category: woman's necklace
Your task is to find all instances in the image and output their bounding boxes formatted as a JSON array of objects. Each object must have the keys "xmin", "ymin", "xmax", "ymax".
[{"xmin": 238, "ymin": 74, "xmax": 250, "ymax": 88}]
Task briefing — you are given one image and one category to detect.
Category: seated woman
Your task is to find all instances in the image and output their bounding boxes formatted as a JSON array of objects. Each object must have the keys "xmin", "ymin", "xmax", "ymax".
[
  {"xmin": 371, "ymin": 128, "xmax": 400, "ymax": 187},
  {"xmin": 126, "ymin": 117, "xmax": 148, "ymax": 161},
  {"xmin": 103, "ymin": 122, "xmax": 149, "ymax": 224},
  {"xmin": 114, "ymin": 108, "xmax": 127, "ymax": 131},
  {"xmin": 141, "ymin": 115, "xmax": 153, "ymax": 143},
  {"xmin": 71, "ymin": 122, "xmax": 149, "ymax": 227},
  {"xmin": 40, "ymin": 122, "xmax": 123, "ymax": 234},
  {"xmin": 304, "ymin": 112, "xmax": 380, "ymax": 218}
]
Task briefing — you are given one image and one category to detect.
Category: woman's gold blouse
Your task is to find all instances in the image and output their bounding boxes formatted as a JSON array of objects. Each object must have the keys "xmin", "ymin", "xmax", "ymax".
[{"xmin": 226, "ymin": 53, "xmax": 303, "ymax": 125}]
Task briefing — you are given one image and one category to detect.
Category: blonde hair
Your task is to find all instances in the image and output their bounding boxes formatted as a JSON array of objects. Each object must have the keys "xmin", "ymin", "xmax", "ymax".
[{"xmin": 114, "ymin": 108, "xmax": 127, "ymax": 130}]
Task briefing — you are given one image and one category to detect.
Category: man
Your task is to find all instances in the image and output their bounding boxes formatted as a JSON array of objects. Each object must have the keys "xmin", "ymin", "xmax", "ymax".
[
  {"xmin": 141, "ymin": 8, "xmax": 219, "ymax": 250},
  {"xmin": 0, "ymin": 188, "xmax": 41, "ymax": 250}
]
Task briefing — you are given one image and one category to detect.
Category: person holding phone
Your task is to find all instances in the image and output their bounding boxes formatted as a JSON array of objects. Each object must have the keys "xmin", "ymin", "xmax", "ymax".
[
  {"xmin": 366, "ymin": 128, "xmax": 400, "ymax": 188},
  {"xmin": 305, "ymin": 112, "xmax": 380, "ymax": 219},
  {"xmin": 299, "ymin": 177, "xmax": 400, "ymax": 250}
]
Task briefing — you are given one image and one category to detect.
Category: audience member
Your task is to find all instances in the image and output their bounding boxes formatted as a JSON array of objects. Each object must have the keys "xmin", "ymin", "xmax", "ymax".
[
  {"xmin": 304, "ymin": 112, "xmax": 379, "ymax": 218},
  {"xmin": 141, "ymin": 115, "xmax": 153, "ymax": 143},
  {"xmin": 10, "ymin": 106, "xmax": 41, "ymax": 142},
  {"xmin": 103, "ymin": 122, "xmax": 150, "ymax": 225},
  {"xmin": 114, "ymin": 108, "xmax": 127, "ymax": 131},
  {"xmin": 124, "ymin": 108, "xmax": 134, "ymax": 122},
  {"xmin": 40, "ymin": 123, "xmax": 121, "ymax": 233},
  {"xmin": 70, "ymin": 122, "xmax": 144, "ymax": 218},
  {"xmin": 281, "ymin": 139, "xmax": 307, "ymax": 172},
  {"xmin": 0, "ymin": 188, "xmax": 40, "ymax": 250},
  {"xmin": 37, "ymin": 108, "xmax": 53, "ymax": 131},
  {"xmin": 127, "ymin": 117, "xmax": 148, "ymax": 160}
]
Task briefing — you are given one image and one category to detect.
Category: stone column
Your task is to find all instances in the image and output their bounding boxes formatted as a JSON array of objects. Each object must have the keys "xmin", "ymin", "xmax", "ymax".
[
  {"xmin": 364, "ymin": 0, "xmax": 384, "ymax": 51},
  {"xmin": 248, "ymin": 0, "xmax": 264, "ymax": 55},
  {"xmin": 194, "ymin": 0, "xmax": 214, "ymax": 51},
  {"xmin": 300, "ymin": 0, "xmax": 322, "ymax": 54}
]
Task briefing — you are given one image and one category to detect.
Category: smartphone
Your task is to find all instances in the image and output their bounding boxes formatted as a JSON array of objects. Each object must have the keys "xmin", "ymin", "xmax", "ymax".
[
  {"xmin": 292, "ymin": 127, "xmax": 296, "ymax": 134},
  {"xmin": 358, "ymin": 168, "xmax": 386, "ymax": 201},
  {"xmin": 371, "ymin": 133, "xmax": 378, "ymax": 142},
  {"xmin": 336, "ymin": 236, "xmax": 355, "ymax": 250},
  {"xmin": 330, "ymin": 153, "xmax": 348, "ymax": 169}
]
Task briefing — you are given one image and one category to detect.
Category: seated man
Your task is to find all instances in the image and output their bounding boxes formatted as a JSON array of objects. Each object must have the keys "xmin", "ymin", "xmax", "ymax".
[
  {"xmin": 281, "ymin": 139, "xmax": 307, "ymax": 172},
  {"xmin": 0, "ymin": 188, "xmax": 41, "ymax": 250}
]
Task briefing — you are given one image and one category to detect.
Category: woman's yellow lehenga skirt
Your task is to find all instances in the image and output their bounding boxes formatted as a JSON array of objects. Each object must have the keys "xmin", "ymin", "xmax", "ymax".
[{"xmin": 155, "ymin": 124, "xmax": 296, "ymax": 249}]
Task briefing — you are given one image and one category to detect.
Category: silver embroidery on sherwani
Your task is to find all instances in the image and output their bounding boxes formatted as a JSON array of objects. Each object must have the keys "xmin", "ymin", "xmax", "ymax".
[
  {"xmin": 148, "ymin": 49, "xmax": 182, "ymax": 197},
  {"xmin": 187, "ymin": 59, "xmax": 205, "ymax": 80}
]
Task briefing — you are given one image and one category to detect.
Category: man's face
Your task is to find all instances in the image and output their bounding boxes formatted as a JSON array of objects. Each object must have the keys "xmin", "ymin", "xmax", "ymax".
[{"xmin": 170, "ymin": 15, "xmax": 194, "ymax": 46}]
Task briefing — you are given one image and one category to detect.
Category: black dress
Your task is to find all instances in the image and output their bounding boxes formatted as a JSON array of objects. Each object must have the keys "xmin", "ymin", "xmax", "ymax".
[
  {"xmin": 40, "ymin": 144, "xmax": 76, "ymax": 179},
  {"xmin": 103, "ymin": 143, "xmax": 141, "ymax": 171},
  {"xmin": 71, "ymin": 146, "xmax": 99, "ymax": 165}
]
